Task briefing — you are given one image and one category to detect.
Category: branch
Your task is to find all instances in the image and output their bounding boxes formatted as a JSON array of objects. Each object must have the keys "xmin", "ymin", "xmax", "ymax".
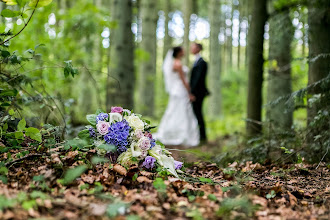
[
  {"xmin": 0, "ymin": 0, "xmax": 40, "ymax": 46},
  {"xmin": 5, "ymin": 153, "xmax": 43, "ymax": 167}
]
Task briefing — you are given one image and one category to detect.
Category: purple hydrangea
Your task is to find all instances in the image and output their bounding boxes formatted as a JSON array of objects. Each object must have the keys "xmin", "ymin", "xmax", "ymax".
[
  {"xmin": 143, "ymin": 156, "xmax": 156, "ymax": 169},
  {"xmin": 96, "ymin": 113, "xmax": 108, "ymax": 124},
  {"xmin": 104, "ymin": 120, "xmax": 131, "ymax": 153},
  {"xmin": 174, "ymin": 160, "xmax": 183, "ymax": 170},
  {"xmin": 89, "ymin": 127, "xmax": 96, "ymax": 138}
]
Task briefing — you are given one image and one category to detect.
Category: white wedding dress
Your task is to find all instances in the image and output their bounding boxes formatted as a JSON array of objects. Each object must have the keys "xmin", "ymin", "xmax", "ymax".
[{"xmin": 154, "ymin": 50, "xmax": 200, "ymax": 147}]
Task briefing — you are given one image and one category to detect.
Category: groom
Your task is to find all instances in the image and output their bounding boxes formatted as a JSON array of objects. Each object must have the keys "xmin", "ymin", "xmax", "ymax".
[{"xmin": 190, "ymin": 43, "xmax": 209, "ymax": 143}]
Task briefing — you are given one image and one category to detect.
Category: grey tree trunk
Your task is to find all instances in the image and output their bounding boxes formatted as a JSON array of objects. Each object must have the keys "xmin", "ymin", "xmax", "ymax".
[
  {"xmin": 138, "ymin": 0, "xmax": 157, "ymax": 116},
  {"xmin": 163, "ymin": 0, "xmax": 172, "ymax": 59},
  {"xmin": 307, "ymin": 0, "xmax": 330, "ymax": 128},
  {"xmin": 93, "ymin": 0, "xmax": 103, "ymax": 74},
  {"xmin": 267, "ymin": 3, "xmax": 294, "ymax": 131},
  {"xmin": 209, "ymin": 0, "xmax": 222, "ymax": 117},
  {"xmin": 244, "ymin": 0, "xmax": 250, "ymax": 68},
  {"xmin": 246, "ymin": 0, "xmax": 268, "ymax": 137},
  {"xmin": 106, "ymin": 0, "xmax": 135, "ymax": 111},
  {"xmin": 183, "ymin": 0, "xmax": 193, "ymax": 66}
]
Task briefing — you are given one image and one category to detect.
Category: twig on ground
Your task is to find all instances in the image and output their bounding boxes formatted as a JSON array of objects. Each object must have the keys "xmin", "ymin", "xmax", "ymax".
[
  {"xmin": 316, "ymin": 145, "xmax": 329, "ymax": 169},
  {"xmin": 5, "ymin": 153, "xmax": 44, "ymax": 167}
]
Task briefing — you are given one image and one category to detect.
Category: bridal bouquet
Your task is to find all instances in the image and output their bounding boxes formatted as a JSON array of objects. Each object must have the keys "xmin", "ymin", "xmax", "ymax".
[{"xmin": 80, "ymin": 107, "xmax": 183, "ymax": 177}]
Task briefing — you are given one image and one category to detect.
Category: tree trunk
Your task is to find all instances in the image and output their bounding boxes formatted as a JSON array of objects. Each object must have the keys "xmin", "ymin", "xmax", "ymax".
[
  {"xmin": 267, "ymin": 2, "xmax": 294, "ymax": 131},
  {"xmin": 244, "ymin": 0, "xmax": 249, "ymax": 68},
  {"xmin": 106, "ymin": 0, "xmax": 135, "ymax": 111},
  {"xmin": 94, "ymin": 0, "xmax": 103, "ymax": 74},
  {"xmin": 246, "ymin": 0, "xmax": 268, "ymax": 137},
  {"xmin": 183, "ymin": 0, "xmax": 193, "ymax": 66},
  {"xmin": 307, "ymin": 0, "xmax": 330, "ymax": 128},
  {"xmin": 209, "ymin": 0, "xmax": 222, "ymax": 117},
  {"xmin": 163, "ymin": 0, "xmax": 172, "ymax": 59},
  {"xmin": 237, "ymin": 1, "xmax": 241, "ymax": 70},
  {"xmin": 228, "ymin": 0, "xmax": 233, "ymax": 68},
  {"xmin": 138, "ymin": 0, "xmax": 157, "ymax": 116}
]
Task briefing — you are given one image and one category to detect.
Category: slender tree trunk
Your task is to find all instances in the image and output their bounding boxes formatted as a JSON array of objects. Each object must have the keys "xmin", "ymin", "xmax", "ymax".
[
  {"xmin": 237, "ymin": 1, "xmax": 241, "ymax": 69},
  {"xmin": 163, "ymin": 0, "xmax": 172, "ymax": 59},
  {"xmin": 106, "ymin": 0, "xmax": 135, "ymax": 111},
  {"xmin": 246, "ymin": 0, "xmax": 268, "ymax": 137},
  {"xmin": 244, "ymin": 0, "xmax": 249, "ymax": 68},
  {"xmin": 183, "ymin": 0, "xmax": 193, "ymax": 66},
  {"xmin": 267, "ymin": 2, "xmax": 294, "ymax": 131},
  {"xmin": 138, "ymin": 0, "xmax": 157, "ymax": 116},
  {"xmin": 228, "ymin": 0, "xmax": 233, "ymax": 68},
  {"xmin": 209, "ymin": 0, "xmax": 222, "ymax": 116},
  {"xmin": 307, "ymin": 0, "xmax": 330, "ymax": 128},
  {"xmin": 94, "ymin": 0, "xmax": 103, "ymax": 75}
]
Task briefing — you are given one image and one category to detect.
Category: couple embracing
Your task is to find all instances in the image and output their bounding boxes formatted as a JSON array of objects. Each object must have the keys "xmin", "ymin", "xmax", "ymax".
[{"xmin": 155, "ymin": 43, "xmax": 209, "ymax": 147}]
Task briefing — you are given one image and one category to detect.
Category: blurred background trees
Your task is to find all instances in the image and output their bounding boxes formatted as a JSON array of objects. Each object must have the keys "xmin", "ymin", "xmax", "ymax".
[{"xmin": 0, "ymin": 0, "xmax": 329, "ymax": 163}]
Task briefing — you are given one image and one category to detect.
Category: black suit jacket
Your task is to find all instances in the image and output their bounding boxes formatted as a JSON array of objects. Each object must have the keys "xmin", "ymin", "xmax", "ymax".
[{"xmin": 190, "ymin": 57, "xmax": 209, "ymax": 98}]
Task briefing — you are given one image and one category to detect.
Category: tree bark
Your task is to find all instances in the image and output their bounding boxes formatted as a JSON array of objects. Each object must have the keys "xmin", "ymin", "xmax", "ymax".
[
  {"xmin": 183, "ymin": 0, "xmax": 193, "ymax": 66},
  {"xmin": 307, "ymin": 0, "xmax": 330, "ymax": 128},
  {"xmin": 138, "ymin": 0, "xmax": 158, "ymax": 116},
  {"xmin": 246, "ymin": 0, "xmax": 268, "ymax": 137},
  {"xmin": 209, "ymin": 0, "xmax": 222, "ymax": 117},
  {"xmin": 237, "ymin": 1, "xmax": 241, "ymax": 69},
  {"xmin": 228, "ymin": 0, "xmax": 234, "ymax": 68},
  {"xmin": 163, "ymin": 0, "xmax": 172, "ymax": 59},
  {"xmin": 106, "ymin": 0, "xmax": 135, "ymax": 111},
  {"xmin": 267, "ymin": 1, "xmax": 294, "ymax": 131}
]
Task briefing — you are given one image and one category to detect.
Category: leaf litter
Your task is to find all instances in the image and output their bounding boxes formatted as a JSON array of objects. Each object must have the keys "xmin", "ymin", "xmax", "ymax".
[{"xmin": 0, "ymin": 145, "xmax": 329, "ymax": 219}]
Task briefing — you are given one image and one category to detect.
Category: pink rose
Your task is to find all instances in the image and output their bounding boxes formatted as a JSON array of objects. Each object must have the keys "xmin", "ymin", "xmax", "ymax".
[
  {"xmin": 111, "ymin": 106, "xmax": 123, "ymax": 114},
  {"xmin": 96, "ymin": 121, "xmax": 110, "ymax": 135},
  {"xmin": 135, "ymin": 130, "xmax": 144, "ymax": 139},
  {"xmin": 144, "ymin": 132, "xmax": 152, "ymax": 139},
  {"xmin": 138, "ymin": 137, "xmax": 151, "ymax": 151}
]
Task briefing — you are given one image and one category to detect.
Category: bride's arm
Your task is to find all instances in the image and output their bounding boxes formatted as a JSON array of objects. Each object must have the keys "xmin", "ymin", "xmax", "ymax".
[{"xmin": 173, "ymin": 61, "xmax": 190, "ymax": 93}]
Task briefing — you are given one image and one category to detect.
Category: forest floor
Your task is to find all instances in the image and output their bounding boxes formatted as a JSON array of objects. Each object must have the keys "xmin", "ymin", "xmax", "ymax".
[{"xmin": 0, "ymin": 141, "xmax": 329, "ymax": 220}]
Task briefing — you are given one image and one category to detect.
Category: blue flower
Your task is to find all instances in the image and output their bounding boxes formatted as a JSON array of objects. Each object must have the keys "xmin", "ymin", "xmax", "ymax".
[
  {"xmin": 89, "ymin": 127, "xmax": 96, "ymax": 138},
  {"xmin": 96, "ymin": 113, "xmax": 109, "ymax": 124},
  {"xmin": 150, "ymin": 138, "xmax": 156, "ymax": 149},
  {"xmin": 104, "ymin": 120, "xmax": 131, "ymax": 153}
]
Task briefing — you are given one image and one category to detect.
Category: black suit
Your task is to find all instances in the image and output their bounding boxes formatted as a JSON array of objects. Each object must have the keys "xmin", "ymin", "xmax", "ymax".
[{"xmin": 190, "ymin": 57, "xmax": 208, "ymax": 141}]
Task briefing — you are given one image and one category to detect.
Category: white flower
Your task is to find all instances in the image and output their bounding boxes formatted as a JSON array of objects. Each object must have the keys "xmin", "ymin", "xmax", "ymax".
[
  {"xmin": 134, "ymin": 130, "xmax": 144, "ymax": 139},
  {"xmin": 109, "ymin": 113, "xmax": 123, "ymax": 124},
  {"xmin": 125, "ymin": 114, "xmax": 144, "ymax": 130},
  {"xmin": 123, "ymin": 109, "xmax": 131, "ymax": 116},
  {"xmin": 130, "ymin": 141, "xmax": 142, "ymax": 158}
]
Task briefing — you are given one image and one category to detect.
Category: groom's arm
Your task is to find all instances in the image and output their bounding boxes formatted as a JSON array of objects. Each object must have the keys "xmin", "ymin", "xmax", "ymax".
[{"xmin": 191, "ymin": 61, "xmax": 207, "ymax": 94}]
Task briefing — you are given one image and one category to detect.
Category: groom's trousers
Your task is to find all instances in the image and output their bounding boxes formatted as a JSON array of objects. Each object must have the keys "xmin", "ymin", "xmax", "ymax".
[{"xmin": 192, "ymin": 96, "xmax": 207, "ymax": 142}]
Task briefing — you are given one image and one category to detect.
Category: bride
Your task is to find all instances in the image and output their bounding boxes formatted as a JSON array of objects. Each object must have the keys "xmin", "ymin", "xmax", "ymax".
[{"xmin": 154, "ymin": 46, "xmax": 200, "ymax": 147}]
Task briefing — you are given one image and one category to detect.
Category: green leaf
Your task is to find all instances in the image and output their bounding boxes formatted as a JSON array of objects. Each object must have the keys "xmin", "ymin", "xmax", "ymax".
[
  {"xmin": 1, "ymin": 9, "xmax": 21, "ymax": 17},
  {"xmin": 30, "ymin": 191, "xmax": 48, "ymax": 200},
  {"xmin": 29, "ymin": 0, "xmax": 52, "ymax": 7},
  {"xmin": 78, "ymin": 129, "xmax": 90, "ymax": 140},
  {"xmin": 1, "ymin": 50, "xmax": 10, "ymax": 58},
  {"xmin": 199, "ymin": 177, "xmax": 213, "ymax": 184},
  {"xmin": 106, "ymin": 202, "xmax": 128, "ymax": 217},
  {"xmin": 25, "ymin": 127, "xmax": 42, "ymax": 142},
  {"xmin": 208, "ymin": 194, "xmax": 217, "ymax": 201},
  {"xmin": 0, "ymin": 175, "xmax": 8, "ymax": 184},
  {"xmin": 61, "ymin": 165, "xmax": 87, "ymax": 185},
  {"xmin": 17, "ymin": 118, "xmax": 26, "ymax": 131},
  {"xmin": 16, "ymin": 0, "xmax": 28, "ymax": 7},
  {"xmin": 15, "ymin": 131, "xmax": 24, "ymax": 140},
  {"xmin": 8, "ymin": 109, "xmax": 15, "ymax": 116},
  {"xmin": 86, "ymin": 114, "xmax": 97, "ymax": 126},
  {"xmin": 153, "ymin": 178, "xmax": 166, "ymax": 193},
  {"xmin": 22, "ymin": 199, "xmax": 37, "ymax": 210},
  {"xmin": 91, "ymin": 156, "xmax": 110, "ymax": 164},
  {"xmin": 0, "ymin": 167, "xmax": 8, "ymax": 175},
  {"xmin": 97, "ymin": 144, "xmax": 116, "ymax": 152},
  {"xmin": 32, "ymin": 175, "xmax": 44, "ymax": 182},
  {"xmin": 2, "ymin": 0, "xmax": 18, "ymax": 5}
]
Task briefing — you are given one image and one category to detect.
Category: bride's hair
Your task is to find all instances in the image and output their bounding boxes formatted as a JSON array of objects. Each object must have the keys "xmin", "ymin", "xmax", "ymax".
[{"xmin": 172, "ymin": 46, "xmax": 183, "ymax": 58}]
